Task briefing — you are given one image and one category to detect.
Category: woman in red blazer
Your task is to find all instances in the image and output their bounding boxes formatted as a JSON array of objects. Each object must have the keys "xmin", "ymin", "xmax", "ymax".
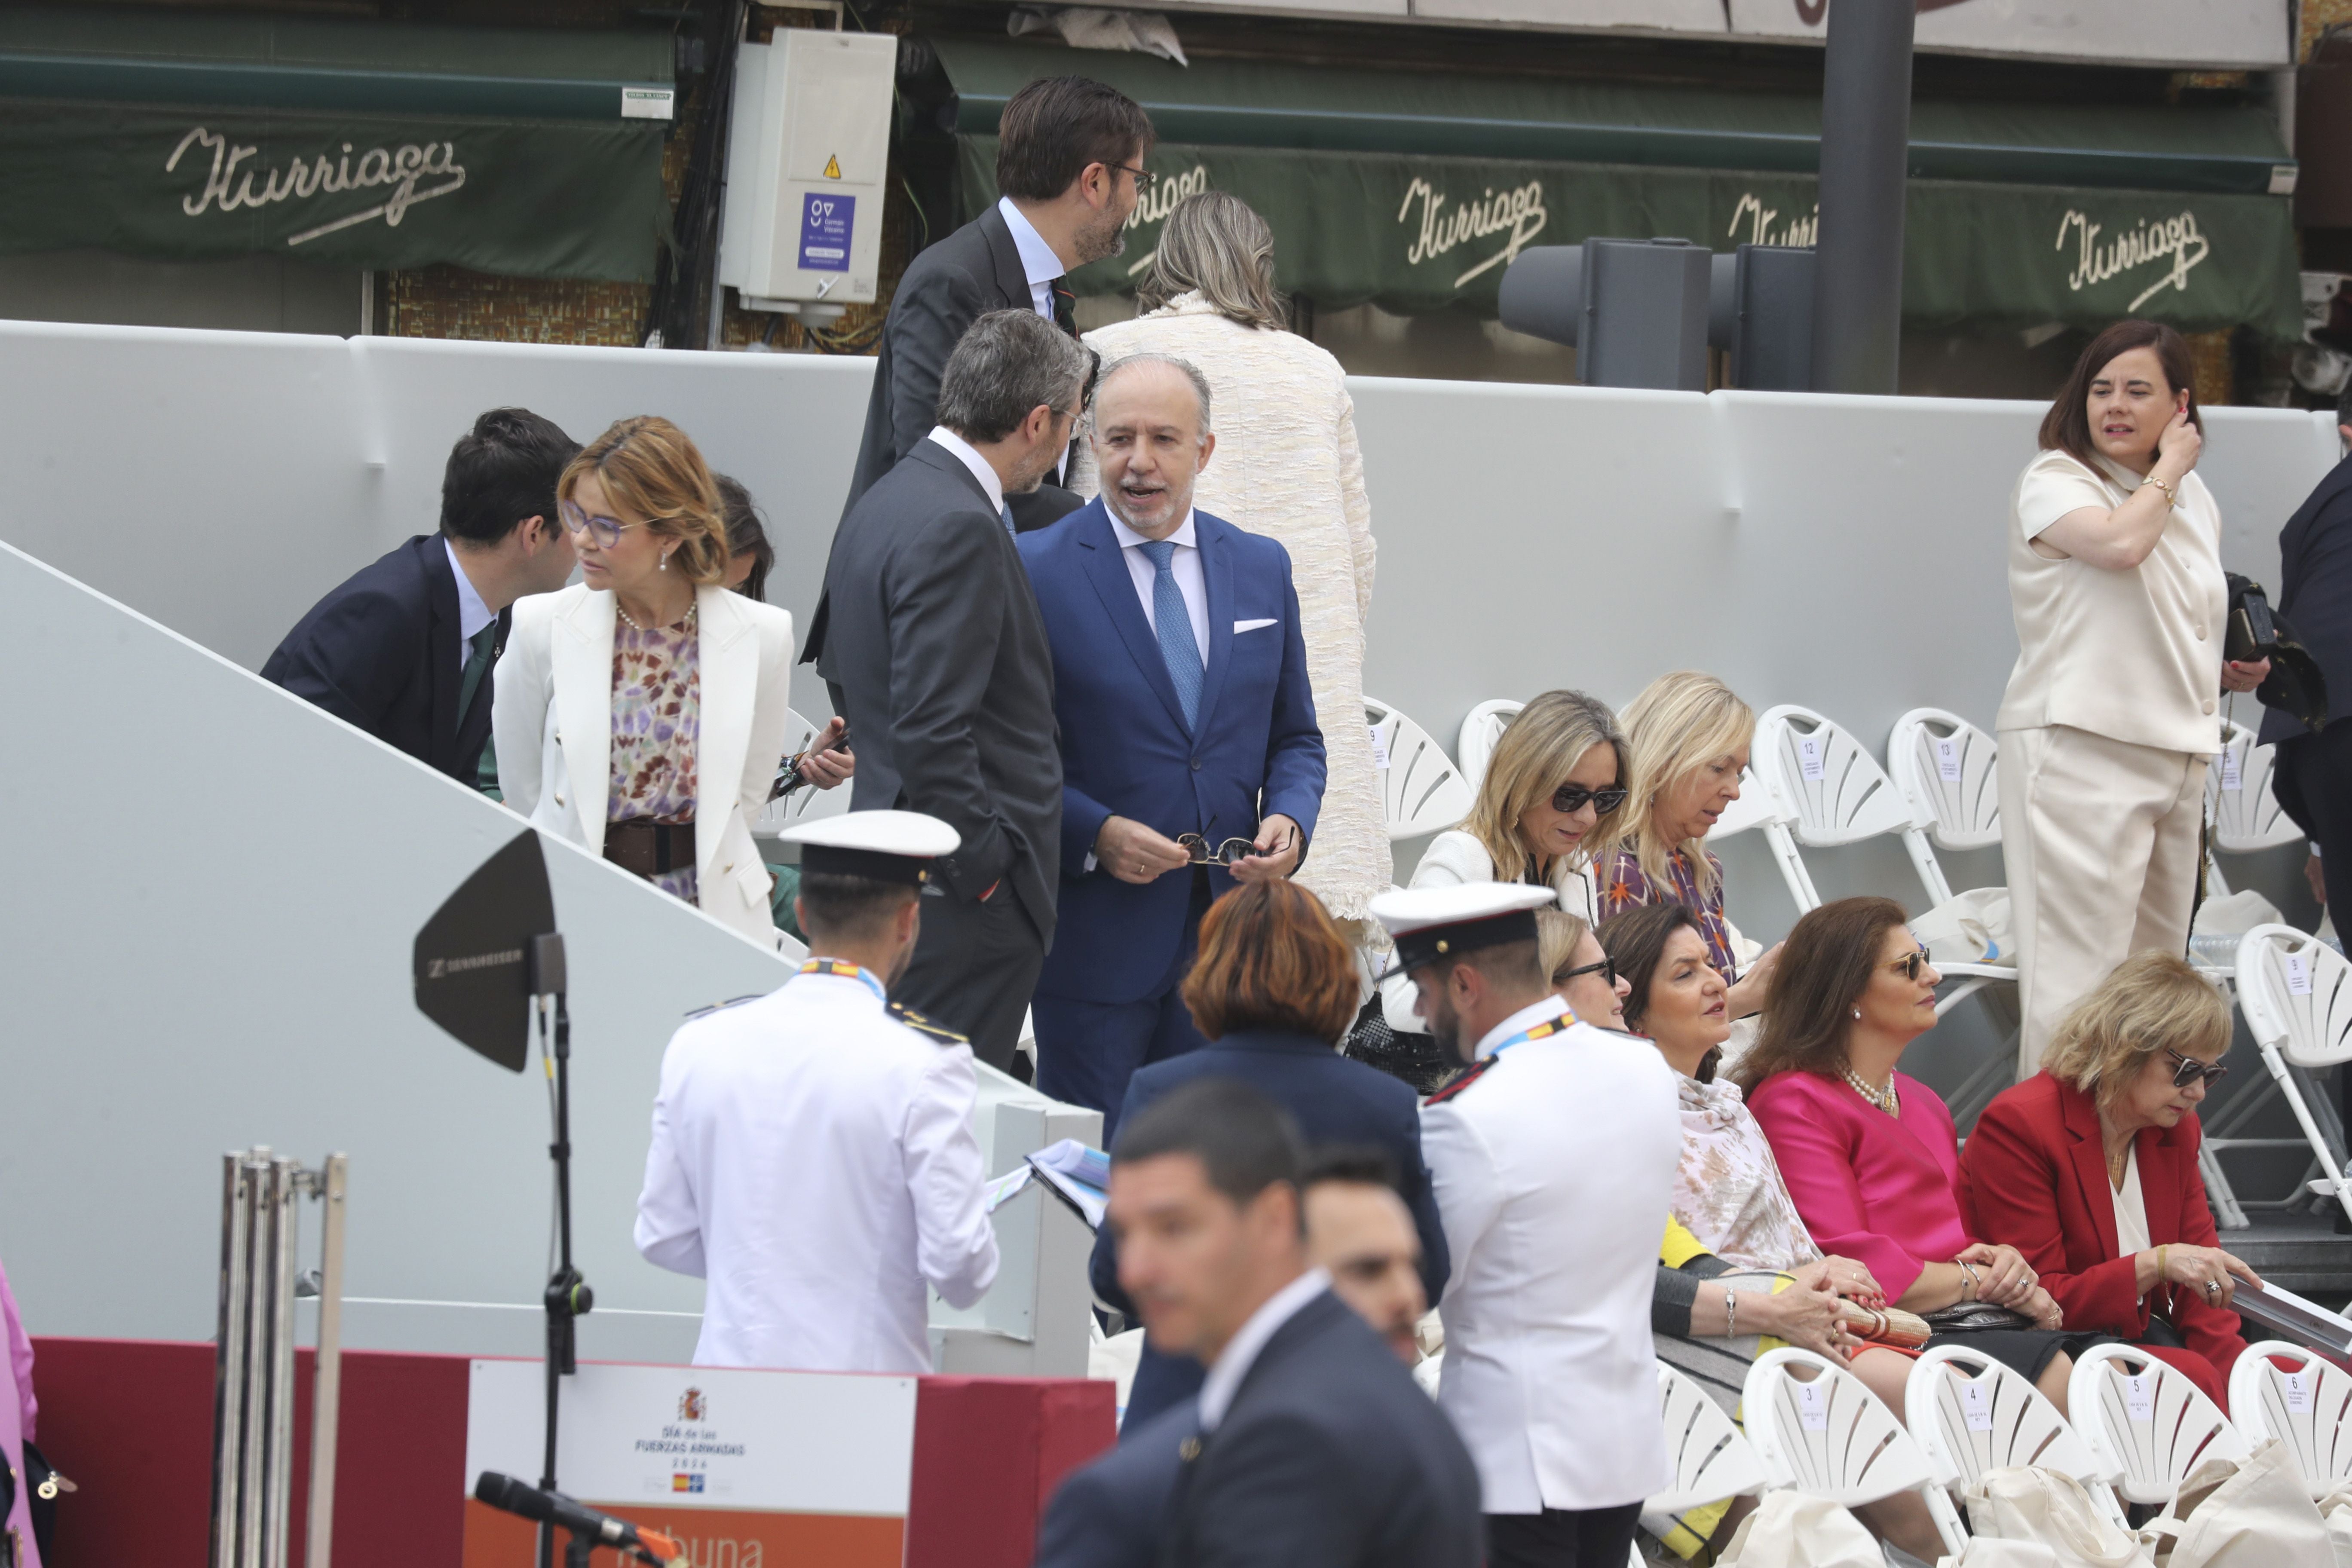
[{"xmin": 1959, "ymin": 952, "xmax": 2259, "ymax": 1409}]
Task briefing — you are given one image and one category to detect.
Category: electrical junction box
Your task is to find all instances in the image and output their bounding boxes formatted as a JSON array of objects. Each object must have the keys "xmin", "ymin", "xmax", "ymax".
[{"xmin": 719, "ymin": 29, "xmax": 896, "ymax": 321}]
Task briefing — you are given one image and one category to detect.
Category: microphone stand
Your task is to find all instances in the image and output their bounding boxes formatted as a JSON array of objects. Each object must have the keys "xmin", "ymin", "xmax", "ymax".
[{"xmin": 531, "ymin": 934, "xmax": 594, "ymax": 1568}]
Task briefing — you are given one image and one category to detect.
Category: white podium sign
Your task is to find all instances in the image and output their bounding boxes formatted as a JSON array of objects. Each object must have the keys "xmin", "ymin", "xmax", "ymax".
[{"xmin": 463, "ymin": 1358, "xmax": 917, "ymax": 1567}]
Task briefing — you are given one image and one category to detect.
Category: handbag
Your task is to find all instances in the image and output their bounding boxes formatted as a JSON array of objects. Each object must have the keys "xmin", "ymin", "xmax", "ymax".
[
  {"xmin": 1716, "ymin": 1491, "xmax": 1882, "ymax": 1568},
  {"xmin": 22, "ymin": 1442, "xmax": 67, "ymax": 1565},
  {"xmin": 1341, "ymin": 996, "xmax": 1454, "ymax": 1096},
  {"xmin": 2225, "ymin": 573, "xmax": 2330, "ymax": 733},
  {"xmin": 2137, "ymin": 1439, "xmax": 2330, "ymax": 1567},
  {"xmin": 1841, "ymin": 1302, "xmax": 1933, "ymax": 1350},
  {"xmin": 1923, "ymin": 1302, "xmax": 2042, "ymax": 1334},
  {"xmin": 1962, "ymin": 1467, "xmax": 2149, "ymax": 1568}
]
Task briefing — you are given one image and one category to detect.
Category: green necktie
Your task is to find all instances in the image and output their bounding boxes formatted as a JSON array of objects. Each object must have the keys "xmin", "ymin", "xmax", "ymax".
[{"xmin": 457, "ymin": 622, "xmax": 498, "ymax": 719}]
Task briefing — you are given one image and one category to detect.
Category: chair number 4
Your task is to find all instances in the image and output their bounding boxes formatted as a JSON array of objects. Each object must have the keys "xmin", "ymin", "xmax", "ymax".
[
  {"xmin": 1962, "ymin": 1380, "xmax": 1993, "ymax": 1431},
  {"xmin": 1796, "ymin": 1382, "xmax": 1828, "ymax": 1430}
]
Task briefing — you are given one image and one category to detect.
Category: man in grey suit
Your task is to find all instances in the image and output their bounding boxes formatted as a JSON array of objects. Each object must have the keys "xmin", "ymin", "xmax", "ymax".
[
  {"xmin": 814, "ymin": 310, "xmax": 1088, "ymax": 1071},
  {"xmin": 838, "ymin": 74, "xmax": 1151, "ymax": 522}
]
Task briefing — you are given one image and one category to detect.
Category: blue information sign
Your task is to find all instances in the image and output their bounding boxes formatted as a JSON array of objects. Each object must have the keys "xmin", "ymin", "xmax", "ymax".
[{"xmin": 799, "ymin": 193, "xmax": 853, "ymax": 273}]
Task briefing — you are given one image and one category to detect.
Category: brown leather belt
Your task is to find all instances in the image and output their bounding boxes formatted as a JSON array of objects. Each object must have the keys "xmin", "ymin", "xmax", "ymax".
[{"xmin": 604, "ymin": 819, "xmax": 696, "ymax": 878}]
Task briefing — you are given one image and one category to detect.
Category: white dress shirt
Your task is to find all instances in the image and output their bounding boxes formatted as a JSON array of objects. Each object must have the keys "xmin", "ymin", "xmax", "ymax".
[
  {"xmin": 1109, "ymin": 508, "xmax": 1211, "ymax": 657},
  {"xmin": 927, "ymin": 425, "xmax": 1008, "ymax": 516},
  {"xmin": 997, "ymin": 196, "xmax": 1064, "ymax": 321},
  {"xmin": 442, "ymin": 536, "xmax": 496, "ymax": 668},
  {"xmin": 634, "ymin": 962, "xmax": 1000, "ymax": 1373},
  {"xmin": 1197, "ymin": 1268, "xmax": 1332, "ymax": 1433},
  {"xmin": 1421, "ymin": 1003, "xmax": 1680, "ymax": 1512},
  {"xmin": 2111, "ymin": 1146, "xmax": 2152, "ymax": 1259}
]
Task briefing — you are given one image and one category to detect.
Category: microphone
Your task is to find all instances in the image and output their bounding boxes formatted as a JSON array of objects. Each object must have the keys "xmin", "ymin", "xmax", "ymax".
[{"xmin": 474, "ymin": 1471, "xmax": 683, "ymax": 1565}]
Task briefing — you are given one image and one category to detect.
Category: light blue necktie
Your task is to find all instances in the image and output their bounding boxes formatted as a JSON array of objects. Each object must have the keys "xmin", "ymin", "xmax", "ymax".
[
  {"xmin": 1137, "ymin": 538, "xmax": 1202, "ymax": 730},
  {"xmin": 1002, "ymin": 503, "xmax": 1018, "ymax": 538}
]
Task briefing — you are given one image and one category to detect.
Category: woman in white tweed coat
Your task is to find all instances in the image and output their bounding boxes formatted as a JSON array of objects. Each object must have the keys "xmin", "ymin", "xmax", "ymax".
[{"xmin": 1069, "ymin": 192, "xmax": 1389, "ymax": 924}]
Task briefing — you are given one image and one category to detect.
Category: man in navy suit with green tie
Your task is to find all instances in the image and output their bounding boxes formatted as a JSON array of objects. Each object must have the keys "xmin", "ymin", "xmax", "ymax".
[
  {"xmin": 1016, "ymin": 353, "xmax": 1326, "ymax": 1132},
  {"xmin": 263, "ymin": 408, "xmax": 578, "ymax": 785}
]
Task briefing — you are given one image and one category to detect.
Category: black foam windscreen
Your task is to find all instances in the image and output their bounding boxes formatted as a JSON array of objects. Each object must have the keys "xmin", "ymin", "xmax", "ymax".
[{"xmin": 413, "ymin": 830, "xmax": 555, "ymax": 1073}]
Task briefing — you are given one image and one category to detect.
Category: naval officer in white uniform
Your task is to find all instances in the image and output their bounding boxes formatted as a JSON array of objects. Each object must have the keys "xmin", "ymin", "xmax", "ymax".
[
  {"xmin": 634, "ymin": 810, "xmax": 1001, "ymax": 1373},
  {"xmin": 1376, "ymin": 883, "xmax": 1679, "ymax": 1568}
]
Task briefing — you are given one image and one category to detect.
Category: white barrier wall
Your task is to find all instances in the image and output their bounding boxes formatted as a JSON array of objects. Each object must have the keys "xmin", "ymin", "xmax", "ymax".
[
  {"xmin": 0, "ymin": 540, "xmax": 1093, "ymax": 1370},
  {"xmin": 0, "ymin": 321, "xmax": 2336, "ymax": 1227}
]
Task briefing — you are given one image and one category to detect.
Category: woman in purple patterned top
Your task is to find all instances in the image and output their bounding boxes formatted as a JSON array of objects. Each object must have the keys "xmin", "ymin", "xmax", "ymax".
[{"xmin": 1601, "ymin": 670, "xmax": 1781, "ymax": 1020}]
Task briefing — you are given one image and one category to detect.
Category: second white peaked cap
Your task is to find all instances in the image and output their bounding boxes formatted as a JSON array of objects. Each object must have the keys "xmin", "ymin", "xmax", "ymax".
[
  {"xmin": 1369, "ymin": 882, "xmax": 1557, "ymax": 974},
  {"xmin": 775, "ymin": 809, "xmax": 960, "ymax": 885}
]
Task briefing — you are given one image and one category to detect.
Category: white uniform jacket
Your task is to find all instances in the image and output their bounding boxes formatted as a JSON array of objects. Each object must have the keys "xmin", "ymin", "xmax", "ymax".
[
  {"xmin": 633, "ymin": 964, "xmax": 1001, "ymax": 1373},
  {"xmin": 493, "ymin": 582, "xmax": 795, "ymax": 946},
  {"xmin": 1420, "ymin": 995, "xmax": 1680, "ymax": 1514}
]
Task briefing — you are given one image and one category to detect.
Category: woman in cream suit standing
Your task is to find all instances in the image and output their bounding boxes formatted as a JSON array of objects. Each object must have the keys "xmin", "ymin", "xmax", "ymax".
[
  {"xmin": 1997, "ymin": 320, "xmax": 2270, "ymax": 1069},
  {"xmin": 1069, "ymin": 191, "xmax": 1388, "ymax": 929},
  {"xmin": 495, "ymin": 416, "xmax": 800, "ymax": 946}
]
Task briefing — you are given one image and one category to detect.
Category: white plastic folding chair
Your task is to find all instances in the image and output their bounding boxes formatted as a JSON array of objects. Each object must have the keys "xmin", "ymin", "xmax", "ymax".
[
  {"xmin": 2229, "ymin": 1340, "xmax": 2352, "ymax": 1490},
  {"xmin": 1455, "ymin": 698, "xmax": 1523, "ymax": 793},
  {"xmin": 1742, "ymin": 1347, "xmax": 1969, "ymax": 1554},
  {"xmin": 1884, "ymin": 709, "xmax": 2003, "ymax": 915},
  {"xmin": 1754, "ymin": 706, "xmax": 2012, "ymax": 1030},
  {"xmin": 1365, "ymin": 696, "xmax": 1474, "ymax": 841},
  {"xmin": 1640, "ymin": 1361, "xmax": 1768, "ymax": 1559},
  {"xmin": 750, "ymin": 707, "xmax": 852, "ymax": 836},
  {"xmin": 1905, "ymin": 1343, "xmax": 2128, "ymax": 1531},
  {"xmin": 2067, "ymin": 1342, "xmax": 2251, "ymax": 1507},
  {"xmin": 2228, "ymin": 925, "xmax": 2352, "ymax": 1225},
  {"xmin": 2207, "ymin": 719, "xmax": 2306, "ymax": 858}
]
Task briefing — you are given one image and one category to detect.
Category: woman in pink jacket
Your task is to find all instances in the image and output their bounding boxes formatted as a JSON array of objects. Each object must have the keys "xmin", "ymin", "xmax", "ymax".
[
  {"xmin": 1740, "ymin": 897, "xmax": 2109, "ymax": 1418},
  {"xmin": 2, "ymin": 1250, "xmax": 41, "ymax": 1568}
]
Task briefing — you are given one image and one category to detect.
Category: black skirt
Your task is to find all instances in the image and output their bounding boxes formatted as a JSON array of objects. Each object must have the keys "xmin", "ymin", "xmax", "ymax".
[{"xmin": 1920, "ymin": 1327, "xmax": 2117, "ymax": 1384}]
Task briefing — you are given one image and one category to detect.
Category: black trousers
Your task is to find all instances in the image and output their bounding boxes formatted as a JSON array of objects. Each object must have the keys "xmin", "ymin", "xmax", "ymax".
[
  {"xmin": 894, "ymin": 880, "xmax": 1045, "ymax": 1075},
  {"xmin": 2275, "ymin": 725, "xmax": 2352, "ymax": 1133},
  {"xmin": 1485, "ymin": 1502, "xmax": 1644, "ymax": 1568}
]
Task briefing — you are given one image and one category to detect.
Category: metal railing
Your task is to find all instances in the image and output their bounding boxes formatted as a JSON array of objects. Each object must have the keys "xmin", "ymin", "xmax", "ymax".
[{"xmin": 208, "ymin": 1148, "xmax": 348, "ymax": 1568}]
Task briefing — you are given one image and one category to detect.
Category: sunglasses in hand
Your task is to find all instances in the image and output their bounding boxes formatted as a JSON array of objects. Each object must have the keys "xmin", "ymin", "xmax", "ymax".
[{"xmin": 1178, "ymin": 829, "xmax": 1295, "ymax": 866}]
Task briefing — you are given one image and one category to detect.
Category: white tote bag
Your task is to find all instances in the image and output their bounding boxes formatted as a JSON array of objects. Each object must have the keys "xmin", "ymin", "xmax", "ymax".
[
  {"xmin": 1960, "ymin": 1467, "xmax": 2149, "ymax": 1567},
  {"xmin": 2138, "ymin": 1440, "xmax": 2331, "ymax": 1568},
  {"xmin": 1911, "ymin": 887, "xmax": 2016, "ymax": 968},
  {"xmin": 1715, "ymin": 1491, "xmax": 1881, "ymax": 1568}
]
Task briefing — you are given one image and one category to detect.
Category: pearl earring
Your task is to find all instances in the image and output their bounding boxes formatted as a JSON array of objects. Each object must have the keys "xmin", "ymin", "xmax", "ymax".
[
  {"xmin": 1852, "ymin": 1008, "xmax": 1862, "ymax": 1020},
  {"xmin": 659, "ymin": 551, "xmax": 669, "ymax": 571}
]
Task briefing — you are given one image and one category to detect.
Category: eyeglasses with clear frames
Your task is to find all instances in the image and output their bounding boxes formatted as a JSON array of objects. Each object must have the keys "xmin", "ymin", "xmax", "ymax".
[{"xmin": 558, "ymin": 499, "xmax": 647, "ymax": 550}]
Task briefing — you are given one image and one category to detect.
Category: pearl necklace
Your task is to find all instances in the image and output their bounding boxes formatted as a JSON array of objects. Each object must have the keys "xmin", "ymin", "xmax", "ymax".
[
  {"xmin": 1844, "ymin": 1067, "xmax": 1899, "ymax": 1116},
  {"xmin": 618, "ymin": 597, "xmax": 696, "ymax": 634}
]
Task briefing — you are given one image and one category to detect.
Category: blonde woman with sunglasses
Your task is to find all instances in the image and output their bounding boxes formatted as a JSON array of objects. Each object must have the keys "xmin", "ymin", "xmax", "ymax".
[
  {"xmin": 1362, "ymin": 693, "xmax": 1632, "ymax": 1069},
  {"xmin": 1959, "ymin": 951, "xmax": 2257, "ymax": 1410}
]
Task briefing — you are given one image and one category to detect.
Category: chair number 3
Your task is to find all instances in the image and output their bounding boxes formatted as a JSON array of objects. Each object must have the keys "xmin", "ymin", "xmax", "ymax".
[{"xmin": 1796, "ymin": 1383, "xmax": 1828, "ymax": 1430}]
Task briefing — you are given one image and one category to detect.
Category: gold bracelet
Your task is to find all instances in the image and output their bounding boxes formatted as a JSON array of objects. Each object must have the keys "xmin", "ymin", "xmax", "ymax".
[
  {"xmin": 2155, "ymin": 1245, "xmax": 2168, "ymax": 1297},
  {"xmin": 2141, "ymin": 475, "xmax": 2177, "ymax": 506}
]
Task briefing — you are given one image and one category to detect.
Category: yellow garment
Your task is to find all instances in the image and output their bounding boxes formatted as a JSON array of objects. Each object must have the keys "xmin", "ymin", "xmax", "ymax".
[{"xmin": 1652, "ymin": 1216, "xmax": 1796, "ymax": 1563}]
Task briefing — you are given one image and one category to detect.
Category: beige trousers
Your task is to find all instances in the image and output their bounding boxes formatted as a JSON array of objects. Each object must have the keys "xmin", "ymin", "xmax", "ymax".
[{"xmin": 1997, "ymin": 724, "xmax": 2206, "ymax": 1076}]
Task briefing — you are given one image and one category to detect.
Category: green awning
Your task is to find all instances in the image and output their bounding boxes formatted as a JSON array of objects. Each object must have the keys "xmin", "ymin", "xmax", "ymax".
[
  {"xmin": 935, "ymin": 38, "xmax": 2301, "ymax": 340},
  {"xmin": 931, "ymin": 38, "xmax": 2294, "ymax": 198},
  {"xmin": 954, "ymin": 136, "xmax": 2303, "ymax": 339},
  {"xmin": 0, "ymin": 8, "xmax": 672, "ymax": 281}
]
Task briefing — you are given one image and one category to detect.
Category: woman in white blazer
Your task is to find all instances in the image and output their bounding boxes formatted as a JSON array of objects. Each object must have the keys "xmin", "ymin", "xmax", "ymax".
[
  {"xmin": 494, "ymin": 416, "xmax": 797, "ymax": 946},
  {"xmin": 1371, "ymin": 690, "xmax": 1632, "ymax": 1041}
]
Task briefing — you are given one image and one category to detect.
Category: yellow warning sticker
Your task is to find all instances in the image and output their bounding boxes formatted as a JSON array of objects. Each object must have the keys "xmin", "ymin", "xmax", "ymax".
[{"xmin": 824, "ymin": 155, "xmax": 842, "ymax": 179}]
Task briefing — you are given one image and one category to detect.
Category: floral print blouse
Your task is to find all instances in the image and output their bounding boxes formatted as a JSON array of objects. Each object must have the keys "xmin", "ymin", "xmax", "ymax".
[
  {"xmin": 1600, "ymin": 845, "xmax": 1739, "ymax": 980},
  {"xmin": 1671, "ymin": 1073, "xmax": 1822, "ymax": 1272},
  {"xmin": 610, "ymin": 605, "xmax": 700, "ymax": 903}
]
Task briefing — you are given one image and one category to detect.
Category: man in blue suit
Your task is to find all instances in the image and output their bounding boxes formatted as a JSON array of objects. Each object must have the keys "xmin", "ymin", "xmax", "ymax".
[{"xmin": 1017, "ymin": 352, "xmax": 1326, "ymax": 1131}]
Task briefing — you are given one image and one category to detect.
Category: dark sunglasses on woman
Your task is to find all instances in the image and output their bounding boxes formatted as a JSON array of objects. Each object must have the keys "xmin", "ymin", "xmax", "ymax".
[
  {"xmin": 1553, "ymin": 781, "xmax": 1629, "ymax": 815},
  {"xmin": 1556, "ymin": 956, "xmax": 1617, "ymax": 988},
  {"xmin": 2162, "ymin": 1044, "xmax": 2228, "ymax": 1089},
  {"xmin": 1887, "ymin": 947, "xmax": 1932, "ymax": 983}
]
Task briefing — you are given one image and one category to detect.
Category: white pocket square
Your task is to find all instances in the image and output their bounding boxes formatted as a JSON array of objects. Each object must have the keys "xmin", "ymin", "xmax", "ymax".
[{"xmin": 1234, "ymin": 618, "xmax": 1277, "ymax": 633}]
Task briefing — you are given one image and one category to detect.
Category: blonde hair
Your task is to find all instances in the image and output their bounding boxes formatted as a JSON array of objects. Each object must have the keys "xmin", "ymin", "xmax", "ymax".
[
  {"xmin": 1135, "ymin": 191, "xmax": 1287, "ymax": 330},
  {"xmin": 558, "ymin": 416, "xmax": 730, "ymax": 586},
  {"xmin": 1536, "ymin": 909, "xmax": 1593, "ymax": 984},
  {"xmin": 1617, "ymin": 671, "xmax": 1755, "ymax": 901},
  {"xmin": 2041, "ymin": 951, "xmax": 2230, "ymax": 1109},
  {"xmin": 1461, "ymin": 690, "xmax": 1632, "ymax": 885}
]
